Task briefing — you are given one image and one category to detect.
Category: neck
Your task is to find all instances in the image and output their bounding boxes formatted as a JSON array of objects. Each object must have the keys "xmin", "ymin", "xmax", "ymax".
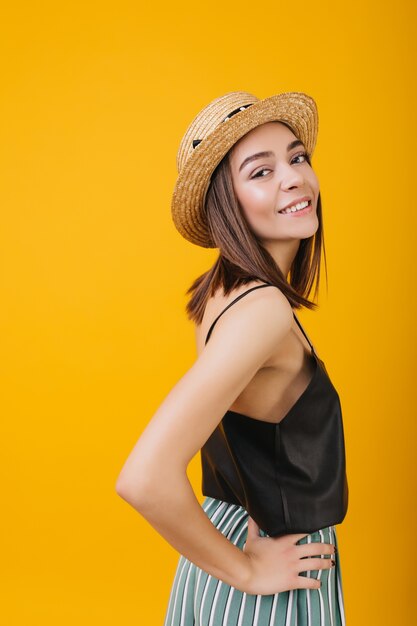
[{"xmin": 262, "ymin": 239, "xmax": 300, "ymax": 278}]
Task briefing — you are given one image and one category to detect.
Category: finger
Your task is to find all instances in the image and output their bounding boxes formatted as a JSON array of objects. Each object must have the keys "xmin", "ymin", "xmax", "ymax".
[
  {"xmin": 297, "ymin": 543, "xmax": 336, "ymax": 558},
  {"xmin": 294, "ymin": 575, "xmax": 321, "ymax": 590},
  {"xmin": 246, "ymin": 516, "xmax": 260, "ymax": 539},
  {"xmin": 297, "ymin": 557, "xmax": 335, "ymax": 573}
]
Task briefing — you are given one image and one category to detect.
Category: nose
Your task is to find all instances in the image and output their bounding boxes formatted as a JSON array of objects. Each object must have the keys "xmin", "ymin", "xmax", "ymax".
[{"xmin": 279, "ymin": 162, "xmax": 305, "ymax": 190}]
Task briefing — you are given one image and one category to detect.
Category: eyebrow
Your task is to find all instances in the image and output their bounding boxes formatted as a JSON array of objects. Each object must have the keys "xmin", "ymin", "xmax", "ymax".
[{"xmin": 238, "ymin": 139, "xmax": 306, "ymax": 173}]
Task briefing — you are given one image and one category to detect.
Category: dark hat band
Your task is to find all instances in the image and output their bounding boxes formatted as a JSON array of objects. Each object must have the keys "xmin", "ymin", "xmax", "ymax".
[{"xmin": 192, "ymin": 103, "xmax": 254, "ymax": 150}]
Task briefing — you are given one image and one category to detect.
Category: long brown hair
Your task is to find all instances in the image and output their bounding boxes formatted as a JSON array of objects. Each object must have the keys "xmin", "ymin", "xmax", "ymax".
[{"xmin": 185, "ymin": 141, "xmax": 327, "ymax": 325}]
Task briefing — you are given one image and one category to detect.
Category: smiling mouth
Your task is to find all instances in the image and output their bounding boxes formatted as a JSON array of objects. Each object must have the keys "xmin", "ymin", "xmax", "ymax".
[{"xmin": 278, "ymin": 200, "xmax": 312, "ymax": 215}]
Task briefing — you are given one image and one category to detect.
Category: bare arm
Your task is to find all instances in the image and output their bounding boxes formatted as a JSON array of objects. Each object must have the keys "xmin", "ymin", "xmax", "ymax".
[{"xmin": 115, "ymin": 288, "xmax": 335, "ymax": 594}]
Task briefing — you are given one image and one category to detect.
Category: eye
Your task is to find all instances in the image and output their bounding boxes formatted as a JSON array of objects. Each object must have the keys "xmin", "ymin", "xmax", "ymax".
[
  {"xmin": 250, "ymin": 152, "xmax": 311, "ymax": 179},
  {"xmin": 292, "ymin": 151, "xmax": 311, "ymax": 165},
  {"xmin": 250, "ymin": 167, "xmax": 272, "ymax": 179}
]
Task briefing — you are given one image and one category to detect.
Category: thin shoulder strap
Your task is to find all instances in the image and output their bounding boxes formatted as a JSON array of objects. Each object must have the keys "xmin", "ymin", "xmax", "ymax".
[
  {"xmin": 204, "ymin": 283, "xmax": 275, "ymax": 345},
  {"xmin": 292, "ymin": 311, "xmax": 315, "ymax": 354}
]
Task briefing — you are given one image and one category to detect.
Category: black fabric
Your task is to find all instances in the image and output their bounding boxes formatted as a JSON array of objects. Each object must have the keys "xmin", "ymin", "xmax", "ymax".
[{"xmin": 200, "ymin": 283, "xmax": 349, "ymax": 537}]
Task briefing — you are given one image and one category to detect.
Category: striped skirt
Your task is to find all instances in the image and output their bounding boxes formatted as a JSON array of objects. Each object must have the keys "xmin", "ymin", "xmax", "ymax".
[{"xmin": 163, "ymin": 497, "xmax": 346, "ymax": 626}]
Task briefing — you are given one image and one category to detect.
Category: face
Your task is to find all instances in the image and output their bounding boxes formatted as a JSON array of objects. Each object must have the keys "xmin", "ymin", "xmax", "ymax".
[{"xmin": 229, "ymin": 121, "xmax": 320, "ymax": 245}]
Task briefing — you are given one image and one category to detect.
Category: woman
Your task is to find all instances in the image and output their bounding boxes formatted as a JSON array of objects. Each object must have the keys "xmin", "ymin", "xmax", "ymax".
[{"xmin": 116, "ymin": 91, "xmax": 349, "ymax": 625}]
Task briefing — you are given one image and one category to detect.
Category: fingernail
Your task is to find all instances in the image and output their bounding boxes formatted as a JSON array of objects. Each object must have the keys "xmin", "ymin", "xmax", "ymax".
[{"xmin": 331, "ymin": 559, "xmax": 335, "ymax": 567}]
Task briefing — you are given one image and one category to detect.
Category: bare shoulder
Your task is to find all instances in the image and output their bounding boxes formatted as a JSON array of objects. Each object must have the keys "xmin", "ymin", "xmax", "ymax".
[
  {"xmin": 117, "ymin": 282, "xmax": 295, "ymax": 476},
  {"xmin": 196, "ymin": 280, "xmax": 293, "ymax": 358}
]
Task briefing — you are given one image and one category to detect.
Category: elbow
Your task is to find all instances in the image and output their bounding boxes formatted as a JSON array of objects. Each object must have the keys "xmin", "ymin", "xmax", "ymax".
[
  {"xmin": 115, "ymin": 476, "xmax": 132, "ymax": 501},
  {"xmin": 115, "ymin": 468, "xmax": 169, "ymax": 511},
  {"xmin": 115, "ymin": 473, "xmax": 151, "ymax": 510},
  {"xmin": 115, "ymin": 453, "xmax": 188, "ymax": 510}
]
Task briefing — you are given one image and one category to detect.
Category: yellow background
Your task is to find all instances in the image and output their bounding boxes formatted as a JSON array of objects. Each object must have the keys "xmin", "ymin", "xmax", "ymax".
[{"xmin": 1, "ymin": 1, "xmax": 416, "ymax": 624}]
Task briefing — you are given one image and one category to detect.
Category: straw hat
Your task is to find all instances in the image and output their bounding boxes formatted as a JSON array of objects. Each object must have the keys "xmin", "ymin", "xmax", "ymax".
[{"xmin": 171, "ymin": 90, "xmax": 318, "ymax": 248}]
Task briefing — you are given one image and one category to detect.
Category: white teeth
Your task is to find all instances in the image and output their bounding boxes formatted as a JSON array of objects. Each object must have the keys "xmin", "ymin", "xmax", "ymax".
[{"xmin": 279, "ymin": 200, "xmax": 310, "ymax": 214}]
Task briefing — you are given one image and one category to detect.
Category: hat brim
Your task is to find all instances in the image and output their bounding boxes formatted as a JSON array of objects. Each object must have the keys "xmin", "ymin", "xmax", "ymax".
[{"xmin": 171, "ymin": 91, "xmax": 318, "ymax": 248}]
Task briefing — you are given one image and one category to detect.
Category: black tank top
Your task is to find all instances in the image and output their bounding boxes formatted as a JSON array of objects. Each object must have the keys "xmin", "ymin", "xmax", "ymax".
[{"xmin": 200, "ymin": 283, "xmax": 349, "ymax": 537}]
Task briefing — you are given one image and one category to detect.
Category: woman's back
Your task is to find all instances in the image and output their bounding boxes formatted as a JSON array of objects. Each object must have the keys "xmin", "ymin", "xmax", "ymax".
[
  {"xmin": 195, "ymin": 280, "xmax": 348, "ymax": 534},
  {"xmin": 195, "ymin": 281, "xmax": 317, "ymax": 425}
]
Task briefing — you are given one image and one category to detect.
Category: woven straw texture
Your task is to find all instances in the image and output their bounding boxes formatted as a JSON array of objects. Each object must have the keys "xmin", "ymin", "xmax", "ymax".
[{"xmin": 171, "ymin": 91, "xmax": 318, "ymax": 248}]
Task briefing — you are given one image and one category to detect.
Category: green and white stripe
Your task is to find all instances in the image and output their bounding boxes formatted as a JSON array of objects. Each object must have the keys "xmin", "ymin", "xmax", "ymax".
[{"xmin": 163, "ymin": 497, "xmax": 346, "ymax": 626}]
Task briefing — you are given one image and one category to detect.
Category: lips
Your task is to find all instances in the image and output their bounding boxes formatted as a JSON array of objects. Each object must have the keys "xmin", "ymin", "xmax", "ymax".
[{"xmin": 278, "ymin": 196, "xmax": 311, "ymax": 212}]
